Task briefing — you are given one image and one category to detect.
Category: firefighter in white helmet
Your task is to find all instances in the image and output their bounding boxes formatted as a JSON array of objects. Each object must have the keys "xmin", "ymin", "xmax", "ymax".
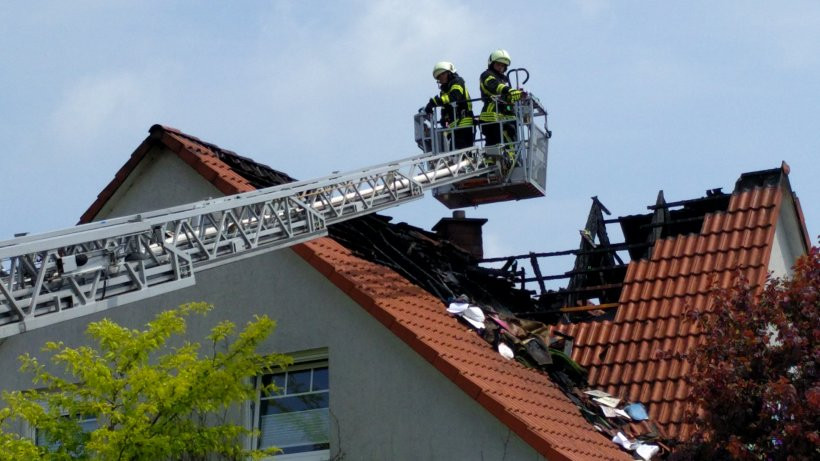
[
  {"xmin": 479, "ymin": 49, "xmax": 524, "ymax": 152},
  {"xmin": 424, "ymin": 61, "xmax": 475, "ymax": 150}
]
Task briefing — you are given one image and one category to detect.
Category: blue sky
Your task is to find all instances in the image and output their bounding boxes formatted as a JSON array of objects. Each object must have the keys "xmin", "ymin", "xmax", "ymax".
[{"xmin": 1, "ymin": 1, "xmax": 817, "ymax": 279}]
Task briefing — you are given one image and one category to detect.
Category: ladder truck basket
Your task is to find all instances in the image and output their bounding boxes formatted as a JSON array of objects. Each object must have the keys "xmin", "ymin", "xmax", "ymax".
[{"xmin": 414, "ymin": 93, "xmax": 551, "ymax": 209}]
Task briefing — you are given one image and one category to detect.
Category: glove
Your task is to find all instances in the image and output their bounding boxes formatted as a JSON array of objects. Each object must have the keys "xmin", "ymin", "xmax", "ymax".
[
  {"xmin": 508, "ymin": 89, "xmax": 523, "ymax": 102},
  {"xmin": 424, "ymin": 98, "xmax": 436, "ymax": 114}
]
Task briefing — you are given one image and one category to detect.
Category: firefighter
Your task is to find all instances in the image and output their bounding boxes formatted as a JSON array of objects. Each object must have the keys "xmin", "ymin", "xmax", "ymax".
[
  {"xmin": 479, "ymin": 49, "xmax": 525, "ymax": 155},
  {"xmin": 424, "ymin": 61, "xmax": 475, "ymax": 150}
]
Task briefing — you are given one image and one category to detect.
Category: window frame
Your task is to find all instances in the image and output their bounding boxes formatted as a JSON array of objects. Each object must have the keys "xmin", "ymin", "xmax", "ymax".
[
  {"xmin": 252, "ymin": 349, "xmax": 330, "ymax": 461},
  {"xmin": 28, "ymin": 408, "xmax": 99, "ymax": 455}
]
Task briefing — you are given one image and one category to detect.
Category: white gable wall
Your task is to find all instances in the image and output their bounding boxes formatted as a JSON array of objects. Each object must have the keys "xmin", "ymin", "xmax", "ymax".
[
  {"xmin": 94, "ymin": 147, "xmax": 223, "ymax": 219},
  {"xmin": 768, "ymin": 188, "xmax": 807, "ymax": 278}
]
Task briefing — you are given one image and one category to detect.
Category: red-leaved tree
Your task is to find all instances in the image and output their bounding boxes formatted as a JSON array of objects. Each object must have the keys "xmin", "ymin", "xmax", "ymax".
[{"xmin": 673, "ymin": 245, "xmax": 819, "ymax": 460}]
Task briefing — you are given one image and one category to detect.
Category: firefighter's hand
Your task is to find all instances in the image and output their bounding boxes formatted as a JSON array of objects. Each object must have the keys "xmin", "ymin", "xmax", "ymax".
[
  {"xmin": 509, "ymin": 89, "xmax": 524, "ymax": 102},
  {"xmin": 424, "ymin": 99, "xmax": 435, "ymax": 114}
]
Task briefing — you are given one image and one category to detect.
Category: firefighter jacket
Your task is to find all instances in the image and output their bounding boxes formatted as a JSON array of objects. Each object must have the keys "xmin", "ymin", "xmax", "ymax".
[
  {"xmin": 479, "ymin": 66, "xmax": 515, "ymax": 122},
  {"xmin": 430, "ymin": 73, "xmax": 474, "ymax": 128}
]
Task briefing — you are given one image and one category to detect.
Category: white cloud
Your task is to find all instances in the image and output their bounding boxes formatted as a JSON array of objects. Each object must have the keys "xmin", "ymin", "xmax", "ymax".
[
  {"xmin": 49, "ymin": 72, "xmax": 160, "ymax": 153},
  {"xmin": 572, "ymin": 0, "xmax": 611, "ymax": 18},
  {"xmin": 349, "ymin": 0, "xmax": 482, "ymax": 88}
]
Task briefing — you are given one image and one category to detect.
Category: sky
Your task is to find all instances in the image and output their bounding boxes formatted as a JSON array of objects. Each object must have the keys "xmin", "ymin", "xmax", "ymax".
[{"xmin": 1, "ymin": 0, "xmax": 818, "ymax": 283}]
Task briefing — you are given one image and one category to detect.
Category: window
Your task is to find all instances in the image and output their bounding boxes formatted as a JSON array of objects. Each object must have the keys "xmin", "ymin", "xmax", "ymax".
[
  {"xmin": 34, "ymin": 414, "xmax": 98, "ymax": 456},
  {"xmin": 256, "ymin": 361, "xmax": 329, "ymax": 458}
]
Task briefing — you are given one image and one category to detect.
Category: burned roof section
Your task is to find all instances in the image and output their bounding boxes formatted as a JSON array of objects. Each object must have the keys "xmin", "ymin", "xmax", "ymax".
[
  {"xmin": 479, "ymin": 185, "xmax": 736, "ymax": 324},
  {"xmin": 328, "ymin": 214, "xmax": 535, "ymax": 314},
  {"xmin": 618, "ymin": 189, "xmax": 731, "ymax": 261}
]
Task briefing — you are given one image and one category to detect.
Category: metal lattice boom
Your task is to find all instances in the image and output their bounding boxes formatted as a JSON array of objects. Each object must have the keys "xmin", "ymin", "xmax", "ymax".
[{"xmin": 0, "ymin": 147, "xmax": 490, "ymax": 338}]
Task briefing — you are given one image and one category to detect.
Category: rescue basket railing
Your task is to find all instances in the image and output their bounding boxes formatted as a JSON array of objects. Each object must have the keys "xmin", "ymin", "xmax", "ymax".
[{"xmin": 415, "ymin": 92, "xmax": 550, "ymax": 181}]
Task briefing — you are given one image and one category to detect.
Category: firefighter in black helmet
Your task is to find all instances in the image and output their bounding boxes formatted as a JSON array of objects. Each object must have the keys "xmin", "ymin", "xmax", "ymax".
[
  {"xmin": 479, "ymin": 49, "xmax": 524, "ymax": 153},
  {"xmin": 424, "ymin": 61, "xmax": 475, "ymax": 150}
]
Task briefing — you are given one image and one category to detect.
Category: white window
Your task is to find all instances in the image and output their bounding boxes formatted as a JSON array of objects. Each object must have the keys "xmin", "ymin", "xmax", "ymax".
[{"xmin": 256, "ymin": 360, "xmax": 329, "ymax": 459}]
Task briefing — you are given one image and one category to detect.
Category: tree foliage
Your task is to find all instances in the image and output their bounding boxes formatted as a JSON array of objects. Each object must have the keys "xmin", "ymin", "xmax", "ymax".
[
  {"xmin": 0, "ymin": 302, "xmax": 292, "ymax": 460},
  {"xmin": 676, "ymin": 246, "xmax": 819, "ymax": 460}
]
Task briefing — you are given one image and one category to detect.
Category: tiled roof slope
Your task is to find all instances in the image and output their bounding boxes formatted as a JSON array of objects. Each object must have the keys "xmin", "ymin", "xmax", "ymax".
[
  {"xmin": 82, "ymin": 125, "xmax": 631, "ymax": 461},
  {"xmin": 559, "ymin": 165, "xmax": 806, "ymax": 440}
]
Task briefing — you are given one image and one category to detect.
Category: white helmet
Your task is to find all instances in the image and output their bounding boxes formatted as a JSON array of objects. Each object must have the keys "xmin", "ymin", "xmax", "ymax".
[
  {"xmin": 433, "ymin": 61, "xmax": 456, "ymax": 79},
  {"xmin": 488, "ymin": 49, "xmax": 511, "ymax": 66}
]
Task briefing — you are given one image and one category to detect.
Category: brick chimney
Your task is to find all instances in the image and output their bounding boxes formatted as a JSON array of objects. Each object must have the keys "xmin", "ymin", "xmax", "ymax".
[{"xmin": 433, "ymin": 210, "xmax": 488, "ymax": 260}]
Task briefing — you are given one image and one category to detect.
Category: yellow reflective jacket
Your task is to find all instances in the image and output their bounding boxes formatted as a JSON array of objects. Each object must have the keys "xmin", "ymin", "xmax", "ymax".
[
  {"xmin": 431, "ymin": 73, "xmax": 474, "ymax": 128},
  {"xmin": 479, "ymin": 67, "xmax": 514, "ymax": 122}
]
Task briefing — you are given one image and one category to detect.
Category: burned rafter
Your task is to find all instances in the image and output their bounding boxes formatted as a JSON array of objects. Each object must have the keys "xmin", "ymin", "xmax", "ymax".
[
  {"xmin": 476, "ymin": 197, "xmax": 632, "ymax": 320},
  {"xmin": 480, "ymin": 241, "xmax": 651, "ymax": 263},
  {"xmin": 565, "ymin": 197, "xmax": 624, "ymax": 306},
  {"xmin": 529, "ymin": 252, "xmax": 547, "ymax": 295},
  {"xmin": 524, "ymin": 266, "xmax": 626, "ymax": 282},
  {"xmin": 619, "ymin": 188, "xmax": 731, "ymax": 260},
  {"xmin": 645, "ymin": 188, "xmax": 727, "ymax": 210},
  {"xmin": 645, "ymin": 190, "xmax": 670, "ymax": 259}
]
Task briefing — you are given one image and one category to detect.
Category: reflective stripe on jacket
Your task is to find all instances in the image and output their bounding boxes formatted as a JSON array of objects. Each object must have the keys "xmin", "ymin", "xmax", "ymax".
[
  {"xmin": 432, "ymin": 73, "xmax": 474, "ymax": 127},
  {"xmin": 479, "ymin": 67, "xmax": 514, "ymax": 122}
]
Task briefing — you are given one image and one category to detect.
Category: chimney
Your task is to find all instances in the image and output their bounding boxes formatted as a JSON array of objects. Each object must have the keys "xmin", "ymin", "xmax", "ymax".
[{"xmin": 433, "ymin": 210, "xmax": 488, "ymax": 260}]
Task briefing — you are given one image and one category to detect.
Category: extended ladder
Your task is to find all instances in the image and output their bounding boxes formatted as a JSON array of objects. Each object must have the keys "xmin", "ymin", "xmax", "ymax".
[
  {"xmin": 0, "ymin": 92, "xmax": 550, "ymax": 338},
  {"xmin": 0, "ymin": 148, "xmax": 492, "ymax": 338}
]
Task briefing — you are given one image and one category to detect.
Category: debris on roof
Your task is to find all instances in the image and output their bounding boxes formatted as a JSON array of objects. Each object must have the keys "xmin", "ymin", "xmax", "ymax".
[{"xmin": 444, "ymin": 294, "xmax": 669, "ymax": 459}]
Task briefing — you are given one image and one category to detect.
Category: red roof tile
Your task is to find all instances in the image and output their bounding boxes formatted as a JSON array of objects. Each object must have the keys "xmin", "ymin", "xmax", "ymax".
[
  {"xmin": 82, "ymin": 125, "xmax": 631, "ymax": 461},
  {"xmin": 558, "ymin": 165, "xmax": 811, "ymax": 440}
]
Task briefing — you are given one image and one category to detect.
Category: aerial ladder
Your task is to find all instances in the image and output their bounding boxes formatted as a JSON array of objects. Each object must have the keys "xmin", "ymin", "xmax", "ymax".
[{"xmin": 0, "ymin": 88, "xmax": 550, "ymax": 339}]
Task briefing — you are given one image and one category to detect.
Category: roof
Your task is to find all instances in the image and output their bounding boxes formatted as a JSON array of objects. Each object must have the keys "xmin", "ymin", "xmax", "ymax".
[
  {"xmin": 557, "ymin": 164, "xmax": 809, "ymax": 439},
  {"xmin": 81, "ymin": 125, "xmax": 631, "ymax": 461}
]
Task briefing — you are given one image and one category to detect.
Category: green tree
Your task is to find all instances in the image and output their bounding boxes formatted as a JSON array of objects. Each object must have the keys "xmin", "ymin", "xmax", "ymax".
[
  {"xmin": 674, "ymin": 245, "xmax": 819, "ymax": 460},
  {"xmin": 0, "ymin": 302, "xmax": 292, "ymax": 460}
]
